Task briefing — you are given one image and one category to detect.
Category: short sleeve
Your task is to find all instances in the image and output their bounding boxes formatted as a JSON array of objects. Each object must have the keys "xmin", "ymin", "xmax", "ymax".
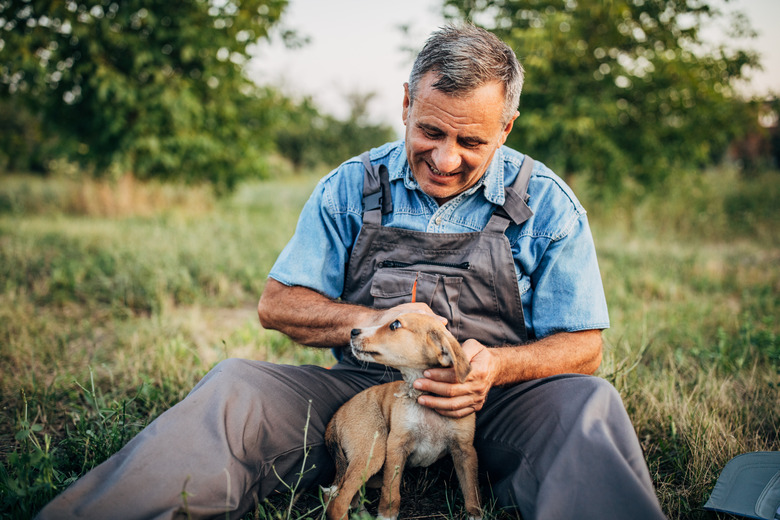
[
  {"xmin": 267, "ymin": 166, "xmax": 364, "ymax": 299},
  {"xmin": 528, "ymin": 213, "xmax": 610, "ymax": 338}
]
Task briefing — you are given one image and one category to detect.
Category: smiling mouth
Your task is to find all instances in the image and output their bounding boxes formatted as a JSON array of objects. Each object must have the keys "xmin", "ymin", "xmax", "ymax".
[{"xmin": 428, "ymin": 163, "xmax": 458, "ymax": 177}]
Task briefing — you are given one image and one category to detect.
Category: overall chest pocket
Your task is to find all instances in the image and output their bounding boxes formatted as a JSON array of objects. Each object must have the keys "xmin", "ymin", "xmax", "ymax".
[{"xmin": 369, "ymin": 263, "xmax": 467, "ymax": 340}]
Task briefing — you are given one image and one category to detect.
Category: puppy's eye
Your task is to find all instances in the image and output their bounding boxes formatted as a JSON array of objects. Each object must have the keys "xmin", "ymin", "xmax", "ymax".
[{"xmin": 389, "ymin": 320, "xmax": 402, "ymax": 331}]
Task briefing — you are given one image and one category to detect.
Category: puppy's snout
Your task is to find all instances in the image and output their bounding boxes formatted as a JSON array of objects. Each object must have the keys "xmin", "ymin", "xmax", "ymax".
[{"xmin": 350, "ymin": 328, "xmax": 361, "ymax": 339}]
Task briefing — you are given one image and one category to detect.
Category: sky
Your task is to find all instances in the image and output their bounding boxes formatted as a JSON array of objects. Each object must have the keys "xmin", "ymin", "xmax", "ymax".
[{"xmin": 247, "ymin": 0, "xmax": 780, "ymax": 137}]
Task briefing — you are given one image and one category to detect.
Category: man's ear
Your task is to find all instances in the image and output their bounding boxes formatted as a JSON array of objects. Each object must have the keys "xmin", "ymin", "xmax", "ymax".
[
  {"xmin": 402, "ymin": 82, "xmax": 411, "ymax": 125},
  {"xmin": 499, "ymin": 110, "xmax": 519, "ymax": 147}
]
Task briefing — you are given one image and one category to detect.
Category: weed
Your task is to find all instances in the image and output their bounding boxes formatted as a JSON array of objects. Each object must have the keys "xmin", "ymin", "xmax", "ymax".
[
  {"xmin": 251, "ymin": 400, "xmax": 328, "ymax": 520},
  {"xmin": 269, "ymin": 401, "xmax": 326, "ymax": 520},
  {"xmin": 62, "ymin": 369, "xmax": 148, "ymax": 474},
  {"xmin": 0, "ymin": 392, "xmax": 62, "ymax": 520}
]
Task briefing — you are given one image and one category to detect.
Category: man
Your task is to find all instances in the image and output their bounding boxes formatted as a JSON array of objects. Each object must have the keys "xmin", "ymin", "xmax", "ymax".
[{"xmin": 38, "ymin": 25, "xmax": 666, "ymax": 519}]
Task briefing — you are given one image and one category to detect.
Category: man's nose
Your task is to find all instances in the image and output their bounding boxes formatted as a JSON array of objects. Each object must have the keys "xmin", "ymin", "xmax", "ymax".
[{"xmin": 431, "ymin": 140, "xmax": 461, "ymax": 173}]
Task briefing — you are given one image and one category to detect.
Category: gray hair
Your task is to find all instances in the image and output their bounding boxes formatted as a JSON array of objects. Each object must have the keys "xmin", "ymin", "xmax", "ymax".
[{"xmin": 408, "ymin": 24, "xmax": 524, "ymax": 125}]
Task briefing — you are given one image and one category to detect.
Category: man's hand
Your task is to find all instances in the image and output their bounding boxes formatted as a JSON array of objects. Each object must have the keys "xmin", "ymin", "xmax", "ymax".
[
  {"xmin": 413, "ymin": 339, "xmax": 497, "ymax": 418},
  {"xmin": 411, "ymin": 329, "xmax": 604, "ymax": 418}
]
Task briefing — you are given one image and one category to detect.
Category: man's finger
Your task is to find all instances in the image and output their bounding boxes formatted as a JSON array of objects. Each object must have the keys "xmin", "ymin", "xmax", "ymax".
[
  {"xmin": 417, "ymin": 394, "xmax": 481, "ymax": 417},
  {"xmin": 414, "ymin": 377, "xmax": 458, "ymax": 396},
  {"xmin": 422, "ymin": 368, "xmax": 457, "ymax": 383}
]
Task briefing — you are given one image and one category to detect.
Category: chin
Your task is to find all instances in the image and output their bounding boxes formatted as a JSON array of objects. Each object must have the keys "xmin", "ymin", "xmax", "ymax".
[{"xmin": 415, "ymin": 171, "xmax": 460, "ymax": 199}]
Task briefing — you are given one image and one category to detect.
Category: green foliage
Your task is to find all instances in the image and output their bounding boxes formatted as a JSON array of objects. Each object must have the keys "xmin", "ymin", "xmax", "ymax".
[
  {"xmin": 0, "ymin": 100, "xmax": 56, "ymax": 173},
  {"xmin": 0, "ymin": 0, "xmax": 288, "ymax": 188},
  {"xmin": 274, "ymin": 93, "xmax": 397, "ymax": 170},
  {"xmin": 0, "ymin": 392, "xmax": 60, "ymax": 519},
  {"xmin": 61, "ymin": 370, "xmax": 149, "ymax": 476},
  {"xmin": 443, "ymin": 0, "xmax": 763, "ymax": 191},
  {"xmin": 0, "ymin": 379, "xmax": 153, "ymax": 520}
]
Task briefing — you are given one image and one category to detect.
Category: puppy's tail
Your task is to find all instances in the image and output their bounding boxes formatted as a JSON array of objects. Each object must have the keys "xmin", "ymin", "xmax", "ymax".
[{"xmin": 325, "ymin": 422, "xmax": 349, "ymax": 486}]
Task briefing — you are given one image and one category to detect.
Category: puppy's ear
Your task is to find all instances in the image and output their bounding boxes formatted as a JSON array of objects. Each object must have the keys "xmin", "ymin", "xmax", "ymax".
[{"xmin": 432, "ymin": 328, "xmax": 471, "ymax": 383}]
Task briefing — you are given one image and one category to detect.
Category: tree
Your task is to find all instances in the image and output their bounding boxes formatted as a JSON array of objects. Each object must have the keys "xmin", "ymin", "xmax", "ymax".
[
  {"xmin": 0, "ymin": 99, "xmax": 52, "ymax": 172},
  {"xmin": 442, "ymin": 0, "xmax": 761, "ymax": 190},
  {"xmin": 275, "ymin": 91, "xmax": 396, "ymax": 170},
  {"xmin": 0, "ymin": 0, "xmax": 287, "ymax": 188}
]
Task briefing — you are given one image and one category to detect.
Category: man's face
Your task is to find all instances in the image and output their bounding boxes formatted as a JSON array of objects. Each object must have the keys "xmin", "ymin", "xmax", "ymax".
[{"xmin": 402, "ymin": 72, "xmax": 518, "ymax": 205}]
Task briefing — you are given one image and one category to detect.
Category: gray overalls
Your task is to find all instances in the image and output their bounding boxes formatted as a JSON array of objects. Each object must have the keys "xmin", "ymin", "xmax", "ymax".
[
  {"xmin": 341, "ymin": 151, "xmax": 531, "ymax": 350},
  {"xmin": 37, "ymin": 155, "xmax": 666, "ymax": 520}
]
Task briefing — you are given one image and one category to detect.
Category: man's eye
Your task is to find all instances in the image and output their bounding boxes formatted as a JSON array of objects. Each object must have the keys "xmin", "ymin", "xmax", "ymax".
[
  {"xmin": 389, "ymin": 320, "xmax": 402, "ymax": 331},
  {"xmin": 421, "ymin": 128, "xmax": 441, "ymax": 139}
]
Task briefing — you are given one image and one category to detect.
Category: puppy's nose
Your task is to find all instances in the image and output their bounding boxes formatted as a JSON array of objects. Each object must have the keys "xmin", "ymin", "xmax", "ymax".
[{"xmin": 350, "ymin": 328, "xmax": 361, "ymax": 338}]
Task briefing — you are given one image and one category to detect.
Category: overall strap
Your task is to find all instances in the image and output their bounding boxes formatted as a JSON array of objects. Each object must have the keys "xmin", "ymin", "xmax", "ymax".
[
  {"xmin": 484, "ymin": 156, "xmax": 535, "ymax": 233},
  {"xmin": 359, "ymin": 151, "xmax": 393, "ymax": 225}
]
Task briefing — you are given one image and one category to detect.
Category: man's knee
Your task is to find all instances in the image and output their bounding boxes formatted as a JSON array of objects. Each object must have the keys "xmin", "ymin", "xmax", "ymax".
[
  {"xmin": 565, "ymin": 375, "xmax": 633, "ymax": 428},
  {"xmin": 556, "ymin": 373, "xmax": 620, "ymax": 399},
  {"xmin": 475, "ymin": 375, "xmax": 647, "ymax": 512},
  {"xmin": 191, "ymin": 357, "xmax": 249, "ymax": 392},
  {"xmin": 580, "ymin": 374, "xmax": 623, "ymax": 403},
  {"xmin": 191, "ymin": 358, "xmax": 285, "ymax": 397},
  {"xmin": 202, "ymin": 357, "xmax": 261, "ymax": 382},
  {"xmin": 538, "ymin": 374, "xmax": 626, "ymax": 423}
]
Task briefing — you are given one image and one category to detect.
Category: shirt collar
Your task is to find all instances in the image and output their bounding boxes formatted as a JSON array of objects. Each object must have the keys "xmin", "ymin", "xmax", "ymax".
[{"xmin": 390, "ymin": 141, "xmax": 507, "ymax": 206}]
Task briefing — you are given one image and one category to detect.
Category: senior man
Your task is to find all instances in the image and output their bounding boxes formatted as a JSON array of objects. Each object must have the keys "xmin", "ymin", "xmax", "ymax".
[{"xmin": 38, "ymin": 24, "xmax": 666, "ymax": 520}]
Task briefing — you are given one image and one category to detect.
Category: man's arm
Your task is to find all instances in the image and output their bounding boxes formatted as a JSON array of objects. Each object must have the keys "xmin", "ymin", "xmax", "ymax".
[
  {"xmin": 257, "ymin": 278, "xmax": 440, "ymax": 348},
  {"xmin": 414, "ymin": 330, "xmax": 603, "ymax": 418}
]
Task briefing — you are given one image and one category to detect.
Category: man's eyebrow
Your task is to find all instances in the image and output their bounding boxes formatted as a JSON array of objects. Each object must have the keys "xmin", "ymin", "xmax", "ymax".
[{"xmin": 417, "ymin": 122, "xmax": 442, "ymax": 134}]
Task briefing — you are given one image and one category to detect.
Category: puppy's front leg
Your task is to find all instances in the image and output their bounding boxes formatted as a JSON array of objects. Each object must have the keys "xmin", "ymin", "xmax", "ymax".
[
  {"xmin": 377, "ymin": 431, "xmax": 410, "ymax": 520},
  {"xmin": 451, "ymin": 442, "xmax": 482, "ymax": 520}
]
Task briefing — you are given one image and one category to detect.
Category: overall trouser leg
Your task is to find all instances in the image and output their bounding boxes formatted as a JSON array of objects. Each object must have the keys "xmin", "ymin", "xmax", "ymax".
[
  {"xmin": 36, "ymin": 358, "xmax": 394, "ymax": 520},
  {"xmin": 475, "ymin": 374, "xmax": 666, "ymax": 520}
]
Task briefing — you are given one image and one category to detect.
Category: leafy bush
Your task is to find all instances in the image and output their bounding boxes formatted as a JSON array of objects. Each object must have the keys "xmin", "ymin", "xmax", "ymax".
[{"xmin": 444, "ymin": 0, "xmax": 763, "ymax": 192}]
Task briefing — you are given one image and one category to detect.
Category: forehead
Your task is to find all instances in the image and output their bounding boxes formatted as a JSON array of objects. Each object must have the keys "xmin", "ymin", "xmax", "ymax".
[{"xmin": 410, "ymin": 73, "xmax": 507, "ymax": 137}]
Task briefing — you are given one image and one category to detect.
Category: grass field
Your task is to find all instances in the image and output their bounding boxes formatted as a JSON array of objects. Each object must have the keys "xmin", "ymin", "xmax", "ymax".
[{"xmin": 0, "ymin": 165, "xmax": 778, "ymax": 519}]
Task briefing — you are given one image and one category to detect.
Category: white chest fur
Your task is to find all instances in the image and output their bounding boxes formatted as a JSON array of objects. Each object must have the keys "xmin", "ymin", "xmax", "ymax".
[{"xmin": 403, "ymin": 401, "xmax": 455, "ymax": 467}]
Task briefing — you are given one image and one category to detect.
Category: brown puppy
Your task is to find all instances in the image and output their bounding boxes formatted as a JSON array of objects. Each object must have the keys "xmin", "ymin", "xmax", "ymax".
[{"xmin": 323, "ymin": 313, "xmax": 481, "ymax": 520}]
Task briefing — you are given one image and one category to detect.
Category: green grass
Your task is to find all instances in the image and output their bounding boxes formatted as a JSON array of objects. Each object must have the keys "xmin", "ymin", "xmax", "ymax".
[
  {"xmin": 583, "ymin": 167, "xmax": 780, "ymax": 518},
  {"xmin": 0, "ymin": 165, "xmax": 778, "ymax": 519}
]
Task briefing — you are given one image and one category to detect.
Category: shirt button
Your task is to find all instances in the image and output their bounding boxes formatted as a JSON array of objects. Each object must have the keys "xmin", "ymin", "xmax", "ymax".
[{"xmin": 435, "ymin": 216, "xmax": 442, "ymax": 225}]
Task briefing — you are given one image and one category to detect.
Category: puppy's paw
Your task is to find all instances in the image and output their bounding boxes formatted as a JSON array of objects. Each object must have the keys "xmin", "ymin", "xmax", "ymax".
[{"xmin": 320, "ymin": 485, "xmax": 339, "ymax": 500}]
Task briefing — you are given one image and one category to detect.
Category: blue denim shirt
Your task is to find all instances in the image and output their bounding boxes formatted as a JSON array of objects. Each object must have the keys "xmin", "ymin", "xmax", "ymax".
[{"xmin": 269, "ymin": 140, "xmax": 609, "ymax": 340}]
